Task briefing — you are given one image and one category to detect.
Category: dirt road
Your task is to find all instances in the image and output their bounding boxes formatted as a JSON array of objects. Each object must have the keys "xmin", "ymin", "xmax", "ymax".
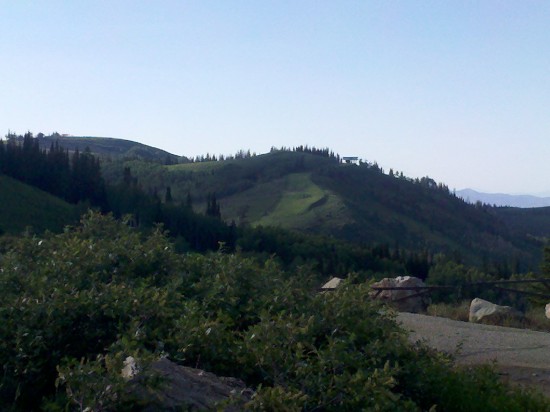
[{"xmin": 397, "ymin": 312, "xmax": 550, "ymax": 395}]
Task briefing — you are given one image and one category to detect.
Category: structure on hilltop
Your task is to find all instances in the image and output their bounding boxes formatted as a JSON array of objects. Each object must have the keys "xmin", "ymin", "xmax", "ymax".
[{"xmin": 342, "ymin": 156, "xmax": 359, "ymax": 165}]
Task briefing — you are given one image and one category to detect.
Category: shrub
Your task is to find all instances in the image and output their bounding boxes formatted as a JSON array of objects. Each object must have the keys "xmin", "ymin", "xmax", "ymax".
[{"xmin": 0, "ymin": 212, "xmax": 548, "ymax": 411}]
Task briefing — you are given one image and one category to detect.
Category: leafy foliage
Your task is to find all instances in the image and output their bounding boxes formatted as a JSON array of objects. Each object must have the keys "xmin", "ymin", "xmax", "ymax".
[
  {"xmin": 0, "ymin": 213, "xmax": 548, "ymax": 411},
  {"xmin": 524, "ymin": 245, "xmax": 550, "ymax": 306}
]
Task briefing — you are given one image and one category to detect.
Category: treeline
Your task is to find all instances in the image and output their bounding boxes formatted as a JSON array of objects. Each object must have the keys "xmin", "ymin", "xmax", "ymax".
[
  {"xmin": 0, "ymin": 132, "xmax": 107, "ymax": 207},
  {"xmin": 271, "ymin": 145, "xmax": 341, "ymax": 162},
  {"xmin": 190, "ymin": 149, "xmax": 257, "ymax": 163},
  {"xmin": 190, "ymin": 145, "xmax": 341, "ymax": 164},
  {"xmin": 0, "ymin": 135, "xmax": 235, "ymax": 252},
  {"xmin": 107, "ymin": 167, "xmax": 237, "ymax": 253}
]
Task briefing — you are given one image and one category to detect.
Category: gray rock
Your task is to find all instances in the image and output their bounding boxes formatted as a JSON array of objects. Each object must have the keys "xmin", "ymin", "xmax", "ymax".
[
  {"xmin": 370, "ymin": 276, "xmax": 428, "ymax": 313},
  {"xmin": 321, "ymin": 277, "xmax": 343, "ymax": 290},
  {"xmin": 469, "ymin": 298, "xmax": 523, "ymax": 324},
  {"xmin": 122, "ymin": 356, "xmax": 138, "ymax": 380},
  {"xmin": 131, "ymin": 358, "xmax": 253, "ymax": 411}
]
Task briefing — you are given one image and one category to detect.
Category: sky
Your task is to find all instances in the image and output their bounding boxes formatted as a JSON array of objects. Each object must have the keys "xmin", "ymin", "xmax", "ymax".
[{"xmin": 1, "ymin": 1, "xmax": 550, "ymax": 194}]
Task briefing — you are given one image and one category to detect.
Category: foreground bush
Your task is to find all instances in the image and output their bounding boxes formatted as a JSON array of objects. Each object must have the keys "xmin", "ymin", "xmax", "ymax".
[{"xmin": 0, "ymin": 212, "xmax": 548, "ymax": 411}]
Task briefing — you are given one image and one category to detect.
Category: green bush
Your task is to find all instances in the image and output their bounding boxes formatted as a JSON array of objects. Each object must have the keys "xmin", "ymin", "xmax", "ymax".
[{"xmin": 0, "ymin": 212, "xmax": 548, "ymax": 411}]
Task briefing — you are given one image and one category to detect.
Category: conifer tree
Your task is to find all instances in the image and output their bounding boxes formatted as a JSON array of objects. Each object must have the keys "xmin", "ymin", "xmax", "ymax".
[
  {"xmin": 206, "ymin": 193, "xmax": 221, "ymax": 219},
  {"xmin": 165, "ymin": 186, "xmax": 173, "ymax": 203}
]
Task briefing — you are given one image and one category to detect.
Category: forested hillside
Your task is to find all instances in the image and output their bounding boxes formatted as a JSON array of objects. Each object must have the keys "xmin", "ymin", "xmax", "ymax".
[
  {"xmin": 102, "ymin": 145, "xmax": 549, "ymax": 272},
  {"xmin": 0, "ymin": 135, "xmax": 411, "ymax": 279},
  {"xmin": 3, "ymin": 133, "xmax": 550, "ymax": 274},
  {"xmin": 0, "ymin": 133, "xmax": 107, "ymax": 207}
]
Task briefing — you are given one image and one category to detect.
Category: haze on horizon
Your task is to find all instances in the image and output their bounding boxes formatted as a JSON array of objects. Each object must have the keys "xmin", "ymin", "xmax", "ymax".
[{"xmin": 1, "ymin": 1, "xmax": 549, "ymax": 195}]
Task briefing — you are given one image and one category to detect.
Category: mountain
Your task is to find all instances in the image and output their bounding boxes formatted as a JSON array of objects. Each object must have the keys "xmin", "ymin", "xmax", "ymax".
[
  {"xmin": 100, "ymin": 148, "xmax": 550, "ymax": 270},
  {"xmin": 16, "ymin": 134, "xmax": 185, "ymax": 164},
  {"xmin": 457, "ymin": 188, "xmax": 550, "ymax": 208},
  {"xmin": 6, "ymin": 133, "xmax": 549, "ymax": 271}
]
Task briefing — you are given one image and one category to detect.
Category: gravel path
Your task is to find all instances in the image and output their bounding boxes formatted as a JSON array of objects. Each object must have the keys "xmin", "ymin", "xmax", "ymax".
[{"xmin": 397, "ymin": 312, "xmax": 550, "ymax": 395}]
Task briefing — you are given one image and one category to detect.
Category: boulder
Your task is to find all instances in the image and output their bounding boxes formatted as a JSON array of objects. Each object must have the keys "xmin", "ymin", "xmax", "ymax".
[
  {"xmin": 122, "ymin": 356, "xmax": 138, "ymax": 380},
  {"xmin": 546, "ymin": 303, "xmax": 550, "ymax": 320},
  {"xmin": 370, "ymin": 276, "xmax": 428, "ymax": 313},
  {"xmin": 130, "ymin": 358, "xmax": 253, "ymax": 411},
  {"xmin": 469, "ymin": 298, "xmax": 523, "ymax": 324},
  {"xmin": 321, "ymin": 277, "xmax": 343, "ymax": 290}
]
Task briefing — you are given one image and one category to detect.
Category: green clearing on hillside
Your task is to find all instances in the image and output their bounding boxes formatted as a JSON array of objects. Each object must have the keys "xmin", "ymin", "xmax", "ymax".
[
  {"xmin": 0, "ymin": 175, "xmax": 79, "ymax": 234},
  {"xmin": 220, "ymin": 172, "xmax": 345, "ymax": 227},
  {"xmin": 251, "ymin": 173, "xmax": 349, "ymax": 230},
  {"xmin": 169, "ymin": 159, "xmax": 226, "ymax": 173}
]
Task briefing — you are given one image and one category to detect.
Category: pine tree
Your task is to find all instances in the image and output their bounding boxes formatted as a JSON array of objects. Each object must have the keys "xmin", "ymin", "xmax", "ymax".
[
  {"xmin": 206, "ymin": 193, "xmax": 221, "ymax": 219},
  {"xmin": 165, "ymin": 186, "xmax": 173, "ymax": 203}
]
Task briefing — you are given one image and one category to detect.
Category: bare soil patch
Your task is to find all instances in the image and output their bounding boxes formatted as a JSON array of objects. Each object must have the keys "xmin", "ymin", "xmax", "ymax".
[{"xmin": 398, "ymin": 312, "xmax": 550, "ymax": 396}]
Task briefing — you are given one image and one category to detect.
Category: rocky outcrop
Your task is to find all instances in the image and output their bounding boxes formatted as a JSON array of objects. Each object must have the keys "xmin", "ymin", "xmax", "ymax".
[
  {"xmin": 130, "ymin": 358, "xmax": 253, "ymax": 411},
  {"xmin": 546, "ymin": 303, "xmax": 550, "ymax": 320},
  {"xmin": 469, "ymin": 298, "xmax": 523, "ymax": 324},
  {"xmin": 370, "ymin": 276, "xmax": 428, "ymax": 313}
]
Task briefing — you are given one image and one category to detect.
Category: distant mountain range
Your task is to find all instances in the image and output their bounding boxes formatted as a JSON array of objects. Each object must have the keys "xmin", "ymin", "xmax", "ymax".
[{"xmin": 456, "ymin": 189, "xmax": 550, "ymax": 208}]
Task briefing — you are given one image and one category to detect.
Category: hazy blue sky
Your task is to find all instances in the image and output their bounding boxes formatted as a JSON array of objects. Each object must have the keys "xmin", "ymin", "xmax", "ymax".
[{"xmin": 2, "ymin": 1, "xmax": 549, "ymax": 194}]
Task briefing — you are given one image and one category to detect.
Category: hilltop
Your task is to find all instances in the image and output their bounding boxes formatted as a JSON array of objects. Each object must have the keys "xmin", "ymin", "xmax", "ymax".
[{"xmin": 8, "ymin": 132, "xmax": 184, "ymax": 164}]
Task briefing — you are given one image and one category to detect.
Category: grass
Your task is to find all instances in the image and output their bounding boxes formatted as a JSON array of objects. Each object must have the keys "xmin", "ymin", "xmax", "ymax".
[
  {"xmin": 218, "ymin": 177, "xmax": 286, "ymax": 224},
  {"xmin": 427, "ymin": 301, "xmax": 550, "ymax": 332},
  {"xmin": 218, "ymin": 172, "xmax": 351, "ymax": 231},
  {"xmin": 0, "ymin": 175, "xmax": 79, "ymax": 234},
  {"xmin": 168, "ymin": 160, "xmax": 226, "ymax": 172},
  {"xmin": 257, "ymin": 173, "xmax": 327, "ymax": 226}
]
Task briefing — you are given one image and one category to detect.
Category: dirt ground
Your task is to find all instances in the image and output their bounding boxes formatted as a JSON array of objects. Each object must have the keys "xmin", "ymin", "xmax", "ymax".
[{"xmin": 397, "ymin": 312, "xmax": 550, "ymax": 396}]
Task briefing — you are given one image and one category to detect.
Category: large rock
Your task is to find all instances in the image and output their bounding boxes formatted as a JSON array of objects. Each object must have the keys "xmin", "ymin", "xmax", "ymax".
[
  {"xmin": 546, "ymin": 303, "xmax": 550, "ymax": 319},
  {"xmin": 321, "ymin": 277, "xmax": 343, "ymax": 290},
  {"xmin": 469, "ymin": 298, "xmax": 523, "ymax": 324},
  {"xmin": 122, "ymin": 356, "xmax": 138, "ymax": 380},
  {"xmin": 370, "ymin": 276, "xmax": 428, "ymax": 313},
  {"xmin": 130, "ymin": 358, "xmax": 253, "ymax": 411}
]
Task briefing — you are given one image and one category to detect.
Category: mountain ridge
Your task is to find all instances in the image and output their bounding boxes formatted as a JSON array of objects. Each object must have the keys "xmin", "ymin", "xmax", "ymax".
[
  {"xmin": 8, "ymin": 133, "xmax": 185, "ymax": 164},
  {"xmin": 457, "ymin": 188, "xmax": 550, "ymax": 208}
]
